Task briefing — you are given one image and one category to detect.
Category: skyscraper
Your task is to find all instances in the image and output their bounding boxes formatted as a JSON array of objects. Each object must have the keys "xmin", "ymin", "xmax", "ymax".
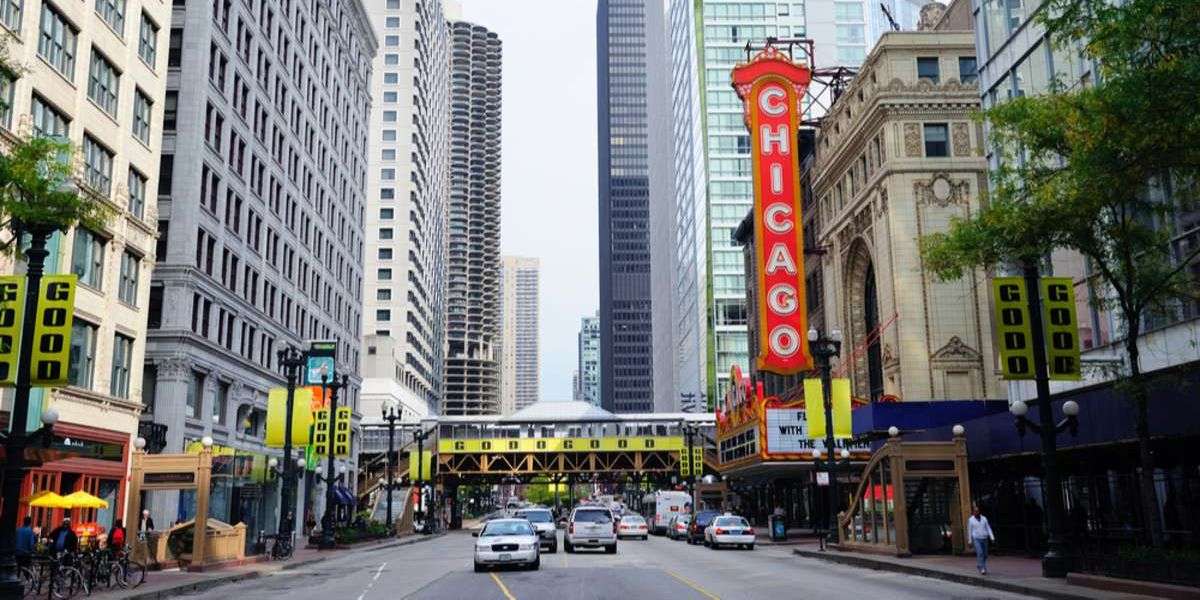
[
  {"xmin": 144, "ymin": 0, "xmax": 375, "ymax": 531},
  {"xmin": 500, "ymin": 256, "xmax": 540, "ymax": 414},
  {"xmin": 577, "ymin": 314, "xmax": 602, "ymax": 407},
  {"xmin": 597, "ymin": 0, "xmax": 660, "ymax": 413},
  {"xmin": 442, "ymin": 21, "xmax": 502, "ymax": 415},
  {"xmin": 361, "ymin": 0, "xmax": 453, "ymax": 421}
]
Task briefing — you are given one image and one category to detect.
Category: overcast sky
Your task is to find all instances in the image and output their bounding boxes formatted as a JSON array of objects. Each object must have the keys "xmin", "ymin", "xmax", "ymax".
[{"xmin": 458, "ymin": 0, "xmax": 599, "ymax": 402}]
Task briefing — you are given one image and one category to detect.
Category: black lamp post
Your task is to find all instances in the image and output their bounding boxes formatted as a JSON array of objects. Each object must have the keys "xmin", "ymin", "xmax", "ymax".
[
  {"xmin": 319, "ymin": 373, "xmax": 349, "ymax": 549},
  {"xmin": 381, "ymin": 401, "xmax": 402, "ymax": 529},
  {"xmin": 0, "ymin": 226, "xmax": 66, "ymax": 598},
  {"xmin": 681, "ymin": 421, "xmax": 698, "ymax": 510},
  {"xmin": 276, "ymin": 347, "xmax": 307, "ymax": 542},
  {"xmin": 413, "ymin": 426, "xmax": 430, "ymax": 534},
  {"xmin": 807, "ymin": 326, "xmax": 843, "ymax": 545},
  {"xmin": 1010, "ymin": 396, "xmax": 1081, "ymax": 577}
]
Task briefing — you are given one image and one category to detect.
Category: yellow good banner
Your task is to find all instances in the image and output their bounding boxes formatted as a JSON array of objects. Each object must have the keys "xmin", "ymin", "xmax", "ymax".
[
  {"xmin": 333, "ymin": 406, "xmax": 351, "ymax": 457},
  {"xmin": 437, "ymin": 435, "xmax": 686, "ymax": 454},
  {"xmin": 692, "ymin": 447, "xmax": 704, "ymax": 472},
  {"xmin": 992, "ymin": 277, "xmax": 1035, "ymax": 380},
  {"xmin": 313, "ymin": 409, "xmax": 331, "ymax": 455},
  {"xmin": 1040, "ymin": 277, "xmax": 1082, "ymax": 381},
  {"xmin": 265, "ymin": 387, "xmax": 315, "ymax": 447},
  {"xmin": 30, "ymin": 275, "xmax": 76, "ymax": 385},
  {"xmin": 408, "ymin": 450, "xmax": 432, "ymax": 482},
  {"xmin": 832, "ymin": 378, "xmax": 852, "ymax": 439},
  {"xmin": 679, "ymin": 448, "xmax": 691, "ymax": 476},
  {"xmin": 804, "ymin": 379, "xmax": 825, "ymax": 439},
  {"xmin": 0, "ymin": 276, "xmax": 26, "ymax": 386}
]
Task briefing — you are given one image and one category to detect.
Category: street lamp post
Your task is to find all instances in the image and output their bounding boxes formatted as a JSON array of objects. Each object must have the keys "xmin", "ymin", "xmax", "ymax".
[
  {"xmin": 319, "ymin": 374, "xmax": 349, "ymax": 549},
  {"xmin": 681, "ymin": 421, "xmax": 698, "ymax": 510},
  {"xmin": 276, "ymin": 347, "xmax": 307, "ymax": 541},
  {"xmin": 381, "ymin": 401, "xmax": 402, "ymax": 529},
  {"xmin": 1010, "ymin": 396, "xmax": 1081, "ymax": 577},
  {"xmin": 808, "ymin": 327, "xmax": 843, "ymax": 546},
  {"xmin": 414, "ymin": 426, "xmax": 429, "ymax": 533},
  {"xmin": 0, "ymin": 226, "xmax": 66, "ymax": 598}
]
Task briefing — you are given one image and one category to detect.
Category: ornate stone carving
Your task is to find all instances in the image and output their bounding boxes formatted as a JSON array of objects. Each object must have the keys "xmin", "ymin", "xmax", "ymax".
[
  {"xmin": 157, "ymin": 356, "xmax": 193, "ymax": 380},
  {"xmin": 930, "ymin": 336, "xmax": 983, "ymax": 362},
  {"xmin": 914, "ymin": 172, "xmax": 971, "ymax": 208},
  {"xmin": 952, "ymin": 122, "xmax": 971, "ymax": 157},
  {"xmin": 882, "ymin": 344, "xmax": 899, "ymax": 368},
  {"xmin": 876, "ymin": 187, "xmax": 889, "ymax": 218},
  {"xmin": 903, "ymin": 123, "xmax": 922, "ymax": 157}
]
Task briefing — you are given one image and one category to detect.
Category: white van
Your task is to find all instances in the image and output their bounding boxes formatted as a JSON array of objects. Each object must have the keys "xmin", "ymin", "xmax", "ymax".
[{"xmin": 648, "ymin": 490, "xmax": 692, "ymax": 535}]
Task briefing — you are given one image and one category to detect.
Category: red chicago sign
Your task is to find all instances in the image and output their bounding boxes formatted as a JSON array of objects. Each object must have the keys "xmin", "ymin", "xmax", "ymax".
[{"xmin": 732, "ymin": 47, "xmax": 813, "ymax": 374}]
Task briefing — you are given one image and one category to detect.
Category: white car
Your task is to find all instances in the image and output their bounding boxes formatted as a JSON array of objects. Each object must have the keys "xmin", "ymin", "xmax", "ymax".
[
  {"xmin": 704, "ymin": 515, "xmax": 756, "ymax": 550},
  {"xmin": 515, "ymin": 508, "xmax": 558, "ymax": 553},
  {"xmin": 565, "ymin": 506, "xmax": 617, "ymax": 553},
  {"xmin": 474, "ymin": 518, "xmax": 541, "ymax": 572},
  {"xmin": 616, "ymin": 514, "xmax": 648, "ymax": 540}
]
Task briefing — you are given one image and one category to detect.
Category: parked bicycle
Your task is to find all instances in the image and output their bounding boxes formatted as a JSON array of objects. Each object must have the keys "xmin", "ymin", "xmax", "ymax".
[{"xmin": 266, "ymin": 531, "xmax": 295, "ymax": 560}]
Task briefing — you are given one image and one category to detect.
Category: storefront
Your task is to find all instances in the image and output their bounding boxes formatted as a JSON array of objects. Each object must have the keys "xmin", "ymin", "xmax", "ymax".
[
  {"xmin": 173, "ymin": 441, "xmax": 281, "ymax": 554},
  {"xmin": 19, "ymin": 423, "xmax": 130, "ymax": 535}
]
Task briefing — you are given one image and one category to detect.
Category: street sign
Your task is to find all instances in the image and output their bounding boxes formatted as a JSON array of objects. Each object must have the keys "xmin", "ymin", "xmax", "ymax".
[
  {"xmin": 0, "ymin": 276, "xmax": 26, "ymax": 386},
  {"xmin": 992, "ymin": 277, "xmax": 1035, "ymax": 379},
  {"xmin": 305, "ymin": 340, "xmax": 337, "ymax": 385},
  {"xmin": 30, "ymin": 275, "xmax": 76, "ymax": 385},
  {"xmin": 816, "ymin": 472, "xmax": 829, "ymax": 486},
  {"xmin": 1040, "ymin": 277, "xmax": 1082, "ymax": 380}
]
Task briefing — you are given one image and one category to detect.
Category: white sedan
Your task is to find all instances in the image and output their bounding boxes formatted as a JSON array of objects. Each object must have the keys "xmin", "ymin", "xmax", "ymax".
[
  {"xmin": 704, "ymin": 515, "xmax": 756, "ymax": 550},
  {"xmin": 474, "ymin": 518, "xmax": 541, "ymax": 572},
  {"xmin": 616, "ymin": 515, "xmax": 649, "ymax": 540}
]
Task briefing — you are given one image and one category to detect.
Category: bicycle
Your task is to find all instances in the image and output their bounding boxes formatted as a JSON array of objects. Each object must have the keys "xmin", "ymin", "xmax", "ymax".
[
  {"xmin": 46, "ymin": 552, "xmax": 88, "ymax": 600},
  {"xmin": 266, "ymin": 532, "xmax": 294, "ymax": 561},
  {"xmin": 111, "ymin": 547, "xmax": 146, "ymax": 588}
]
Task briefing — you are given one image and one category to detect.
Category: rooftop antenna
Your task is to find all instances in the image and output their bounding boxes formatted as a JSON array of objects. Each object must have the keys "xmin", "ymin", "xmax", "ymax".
[{"xmin": 880, "ymin": 2, "xmax": 901, "ymax": 31}]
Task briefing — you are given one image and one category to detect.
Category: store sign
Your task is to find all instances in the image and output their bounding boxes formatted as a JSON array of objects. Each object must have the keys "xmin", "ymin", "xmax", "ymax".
[
  {"xmin": 0, "ymin": 276, "xmax": 25, "ymax": 386},
  {"xmin": 802, "ymin": 378, "xmax": 852, "ymax": 439},
  {"xmin": 30, "ymin": 275, "xmax": 76, "ymax": 385},
  {"xmin": 764, "ymin": 408, "xmax": 870, "ymax": 456},
  {"xmin": 732, "ymin": 47, "xmax": 813, "ymax": 375},
  {"xmin": 992, "ymin": 277, "xmax": 1035, "ymax": 379},
  {"xmin": 144, "ymin": 472, "xmax": 195, "ymax": 485},
  {"xmin": 265, "ymin": 387, "xmax": 314, "ymax": 447},
  {"xmin": 1040, "ymin": 277, "xmax": 1081, "ymax": 380}
]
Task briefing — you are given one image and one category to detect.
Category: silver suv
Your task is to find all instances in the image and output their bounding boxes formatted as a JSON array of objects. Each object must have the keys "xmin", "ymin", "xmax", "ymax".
[{"xmin": 564, "ymin": 506, "xmax": 617, "ymax": 554}]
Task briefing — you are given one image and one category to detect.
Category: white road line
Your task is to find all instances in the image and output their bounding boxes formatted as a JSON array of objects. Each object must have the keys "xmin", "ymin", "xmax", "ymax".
[
  {"xmin": 356, "ymin": 562, "xmax": 389, "ymax": 600},
  {"xmin": 373, "ymin": 562, "xmax": 388, "ymax": 580}
]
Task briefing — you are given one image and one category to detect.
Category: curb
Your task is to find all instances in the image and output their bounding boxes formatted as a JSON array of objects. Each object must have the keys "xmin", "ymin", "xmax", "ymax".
[
  {"xmin": 791, "ymin": 549, "xmax": 1099, "ymax": 600},
  {"xmin": 112, "ymin": 533, "xmax": 446, "ymax": 600}
]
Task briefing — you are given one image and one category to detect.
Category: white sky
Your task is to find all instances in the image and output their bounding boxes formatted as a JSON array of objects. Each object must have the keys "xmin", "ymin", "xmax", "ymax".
[{"xmin": 458, "ymin": 0, "xmax": 600, "ymax": 402}]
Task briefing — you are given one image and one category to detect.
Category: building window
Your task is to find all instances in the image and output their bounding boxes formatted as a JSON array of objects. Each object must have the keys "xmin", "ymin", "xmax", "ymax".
[
  {"xmin": 87, "ymin": 49, "xmax": 120, "ymax": 115},
  {"xmin": 31, "ymin": 95, "xmax": 69, "ymax": 139},
  {"xmin": 82, "ymin": 135, "xmax": 113, "ymax": 195},
  {"xmin": 68, "ymin": 319, "xmax": 99, "ymax": 389},
  {"xmin": 923, "ymin": 123, "xmax": 949, "ymax": 157},
  {"xmin": 376, "ymin": 309, "xmax": 391, "ymax": 322},
  {"xmin": 141, "ymin": 364, "xmax": 157, "ymax": 413},
  {"xmin": 214, "ymin": 380, "xmax": 228, "ymax": 425},
  {"xmin": 835, "ymin": 24, "xmax": 863, "ymax": 44},
  {"xmin": 378, "ymin": 248, "xmax": 393, "ymax": 260},
  {"xmin": 833, "ymin": 2, "xmax": 861, "ymax": 20},
  {"xmin": 138, "ymin": 12, "xmax": 158, "ymax": 66},
  {"xmin": 167, "ymin": 27, "xmax": 182, "ymax": 67},
  {"xmin": 110, "ymin": 333, "xmax": 133, "ymax": 398},
  {"xmin": 379, "ymin": 208, "xmax": 394, "ymax": 219},
  {"xmin": 0, "ymin": 70, "xmax": 13, "ymax": 129},
  {"xmin": 118, "ymin": 250, "xmax": 139, "ymax": 305},
  {"xmin": 127, "ymin": 168, "xmax": 146, "ymax": 219},
  {"xmin": 917, "ymin": 57, "xmax": 940, "ymax": 84},
  {"xmin": 377, "ymin": 268, "xmax": 392, "ymax": 281},
  {"xmin": 0, "ymin": 0, "xmax": 20, "ymax": 32},
  {"xmin": 959, "ymin": 56, "xmax": 977, "ymax": 84},
  {"xmin": 95, "ymin": 0, "xmax": 125, "ymax": 33},
  {"xmin": 38, "ymin": 4, "xmax": 77, "ymax": 77},
  {"xmin": 379, "ymin": 228, "xmax": 393, "ymax": 240},
  {"xmin": 163, "ymin": 90, "xmax": 177, "ymax": 130},
  {"xmin": 71, "ymin": 229, "xmax": 106, "ymax": 292},
  {"xmin": 186, "ymin": 370, "xmax": 205, "ymax": 419},
  {"xmin": 377, "ymin": 289, "xmax": 392, "ymax": 301},
  {"xmin": 132, "ymin": 89, "xmax": 151, "ymax": 143}
]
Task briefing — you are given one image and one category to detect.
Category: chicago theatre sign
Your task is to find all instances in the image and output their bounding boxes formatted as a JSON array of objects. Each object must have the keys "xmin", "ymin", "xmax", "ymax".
[{"xmin": 731, "ymin": 47, "xmax": 814, "ymax": 374}]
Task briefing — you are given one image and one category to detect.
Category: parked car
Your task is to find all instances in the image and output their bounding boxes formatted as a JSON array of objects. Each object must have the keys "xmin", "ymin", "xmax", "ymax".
[
  {"xmin": 704, "ymin": 514, "xmax": 755, "ymax": 550},
  {"xmin": 564, "ymin": 506, "xmax": 617, "ymax": 554},
  {"xmin": 473, "ymin": 518, "xmax": 540, "ymax": 572},
  {"xmin": 687, "ymin": 510, "xmax": 720, "ymax": 545},
  {"xmin": 515, "ymin": 508, "xmax": 558, "ymax": 553},
  {"xmin": 667, "ymin": 514, "xmax": 691, "ymax": 540},
  {"xmin": 616, "ymin": 514, "xmax": 648, "ymax": 540}
]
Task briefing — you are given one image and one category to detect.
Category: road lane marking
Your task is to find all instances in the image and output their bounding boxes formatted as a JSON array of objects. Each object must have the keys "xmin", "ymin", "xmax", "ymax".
[
  {"xmin": 356, "ymin": 561, "xmax": 389, "ymax": 600},
  {"xmin": 666, "ymin": 569, "xmax": 721, "ymax": 600},
  {"xmin": 489, "ymin": 572, "xmax": 518, "ymax": 600},
  {"xmin": 373, "ymin": 562, "xmax": 387, "ymax": 581}
]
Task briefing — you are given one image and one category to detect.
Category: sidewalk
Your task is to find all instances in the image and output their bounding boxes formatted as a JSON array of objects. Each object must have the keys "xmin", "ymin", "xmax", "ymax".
[
  {"xmin": 791, "ymin": 546, "xmax": 1190, "ymax": 600},
  {"xmin": 754, "ymin": 528, "xmax": 823, "ymax": 546},
  {"xmin": 94, "ymin": 533, "xmax": 445, "ymax": 600}
]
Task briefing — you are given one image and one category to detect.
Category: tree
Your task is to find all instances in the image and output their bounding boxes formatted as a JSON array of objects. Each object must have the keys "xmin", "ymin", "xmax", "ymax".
[
  {"xmin": 0, "ymin": 136, "xmax": 109, "ymax": 250},
  {"xmin": 921, "ymin": 0, "xmax": 1200, "ymax": 548}
]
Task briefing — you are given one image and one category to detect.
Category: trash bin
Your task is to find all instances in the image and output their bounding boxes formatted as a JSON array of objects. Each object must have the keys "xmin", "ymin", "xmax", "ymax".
[{"xmin": 770, "ymin": 515, "xmax": 787, "ymax": 541}]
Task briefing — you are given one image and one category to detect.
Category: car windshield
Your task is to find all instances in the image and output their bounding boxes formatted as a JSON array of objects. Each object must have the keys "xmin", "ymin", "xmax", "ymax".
[
  {"xmin": 518, "ymin": 511, "xmax": 552, "ymax": 523},
  {"xmin": 678, "ymin": 516, "xmax": 691, "ymax": 524},
  {"xmin": 695, "ymin": 511, "xmax": 718, "ymax": 525},
  {"xmin": 481, "ymin": 521, "xmax": 533, "ymax": 537},
  {"xmin": 573, "ymin": 510, "xmax": 612, "ymax": 523},
  {"xmin": 715, "ymin": 517, "xmax": 749, "ymax": 527},
  {"xmin": 622, "ymin": 516, "xmax": 645, "ymax": 524}
]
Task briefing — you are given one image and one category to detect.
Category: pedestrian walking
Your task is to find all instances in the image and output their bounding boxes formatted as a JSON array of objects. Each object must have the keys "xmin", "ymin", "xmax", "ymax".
[{"xmin": 968, "ymin": 504, "xmax": 995, "ymax": 575}]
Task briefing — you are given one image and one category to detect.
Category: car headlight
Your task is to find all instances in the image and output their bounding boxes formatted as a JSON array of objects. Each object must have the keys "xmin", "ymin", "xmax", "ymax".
[{"xmin": 520, "ymin": 543, "xmax": 537, "ymax": 550}]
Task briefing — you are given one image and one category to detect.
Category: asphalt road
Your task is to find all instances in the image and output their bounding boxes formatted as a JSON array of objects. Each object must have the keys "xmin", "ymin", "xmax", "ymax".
[{"xmin": 180, "ymin": 531, "xmax": 1036, "ymax": 600}]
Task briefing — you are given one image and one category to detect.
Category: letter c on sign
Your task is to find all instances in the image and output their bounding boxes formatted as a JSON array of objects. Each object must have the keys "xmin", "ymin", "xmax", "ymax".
[
  {"xmin": 769, "ymin": 325, "xmax": 800, "ymax": 358},
  {"xmin": 764, "ymin": 204, "xmax": 793, "ymax": 233},
  {"xmin": 759, "ymin": 86, "xmax": 787, "ymax": 116}
]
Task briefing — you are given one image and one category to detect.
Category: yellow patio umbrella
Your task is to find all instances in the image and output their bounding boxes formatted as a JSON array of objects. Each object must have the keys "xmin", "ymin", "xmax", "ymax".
[
  {"xmin": 28, "ymin": 491, "xmax": 73, "ymax": 509},
  {"xmin": 62, "ymin": 490, "xmax": 109, "ymax": 509}
]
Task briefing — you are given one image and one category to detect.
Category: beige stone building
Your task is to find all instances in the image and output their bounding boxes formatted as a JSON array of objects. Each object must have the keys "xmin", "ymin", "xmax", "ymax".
[
  {"xmin": 0, "ymin": 0, "xmax": 170, "ymax": 526},
  {"xmin": 809, "ymin": 1, "xmax": 1005, "ymax": 403}
]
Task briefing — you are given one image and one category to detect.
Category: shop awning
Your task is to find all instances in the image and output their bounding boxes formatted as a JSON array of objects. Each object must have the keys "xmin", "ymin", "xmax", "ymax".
[{"xmin": 334, "ymin": 485, "xmax": 355, "ymax": 506}]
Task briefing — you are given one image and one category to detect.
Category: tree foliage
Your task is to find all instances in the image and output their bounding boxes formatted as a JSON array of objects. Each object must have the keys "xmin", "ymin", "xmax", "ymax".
[
  {"xmin": 0, "ymin": 136, "xmax": 110, "ymax": 251},
  {"xmin": 921, "ymin": 0, "xmax": 1200, "ymax": 547}
]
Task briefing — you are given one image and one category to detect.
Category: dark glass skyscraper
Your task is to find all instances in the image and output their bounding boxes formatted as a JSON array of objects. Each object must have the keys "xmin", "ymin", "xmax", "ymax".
[{"xmin": 597, "ymin": 0, "xmax": 655, "ymax": 413}]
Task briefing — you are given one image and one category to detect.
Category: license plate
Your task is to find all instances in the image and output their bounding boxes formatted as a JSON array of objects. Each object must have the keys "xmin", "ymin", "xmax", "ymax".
[
  {"xmin": 588, "ymin": 539, "xmax": 598, "ymax": 544},
  {"xmin": 499, "ymin": 553, "xmax": 511, "ymax": 561}
]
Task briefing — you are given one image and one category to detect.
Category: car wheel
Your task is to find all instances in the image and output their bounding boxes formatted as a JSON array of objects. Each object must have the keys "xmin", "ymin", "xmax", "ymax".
[
  {"xmin": 748, "ymin": 545, "xmax": 755, "ymax": 551},
  {"xmin": 474, "ymin": 562, "xmax": 486, "ymax": 573},
  {"xmin": 564, "ymin": 540, "xmax": 574, "ymax": 553},
  {"xmin": 642, "ymin": 536, "xmax": 648, "ymax": 541},
  {"xmin": 548, "ymin": 544, "xmax": 557, "ymax": 554},
  {"xmin": 529, "ymin": 556, "xmax": 540, "ymax": 570},
  {"xmin": 605, "ymin": 544, "xmax": 617, "ymax": 554}
]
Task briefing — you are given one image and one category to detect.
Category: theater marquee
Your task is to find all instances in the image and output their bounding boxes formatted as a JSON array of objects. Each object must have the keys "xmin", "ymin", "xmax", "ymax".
[{"xmin": 732, "ymin": 47, "xmax": 813, "ymax": 375}]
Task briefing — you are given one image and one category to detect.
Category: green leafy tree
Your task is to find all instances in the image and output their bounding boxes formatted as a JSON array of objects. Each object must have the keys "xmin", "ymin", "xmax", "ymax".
[
  {"xmin": 921, "ymin": 0, "xmax": 1200, "ymax": 547},
  {"xmin": 0, "ymin": 136, "xmax": 109, "ymax": 251}
]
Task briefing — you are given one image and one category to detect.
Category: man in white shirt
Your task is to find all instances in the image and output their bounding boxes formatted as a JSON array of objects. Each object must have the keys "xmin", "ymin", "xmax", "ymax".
[{"xmin": 968, "ymin": 504, "xmax": 996, "ymax": 574}]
